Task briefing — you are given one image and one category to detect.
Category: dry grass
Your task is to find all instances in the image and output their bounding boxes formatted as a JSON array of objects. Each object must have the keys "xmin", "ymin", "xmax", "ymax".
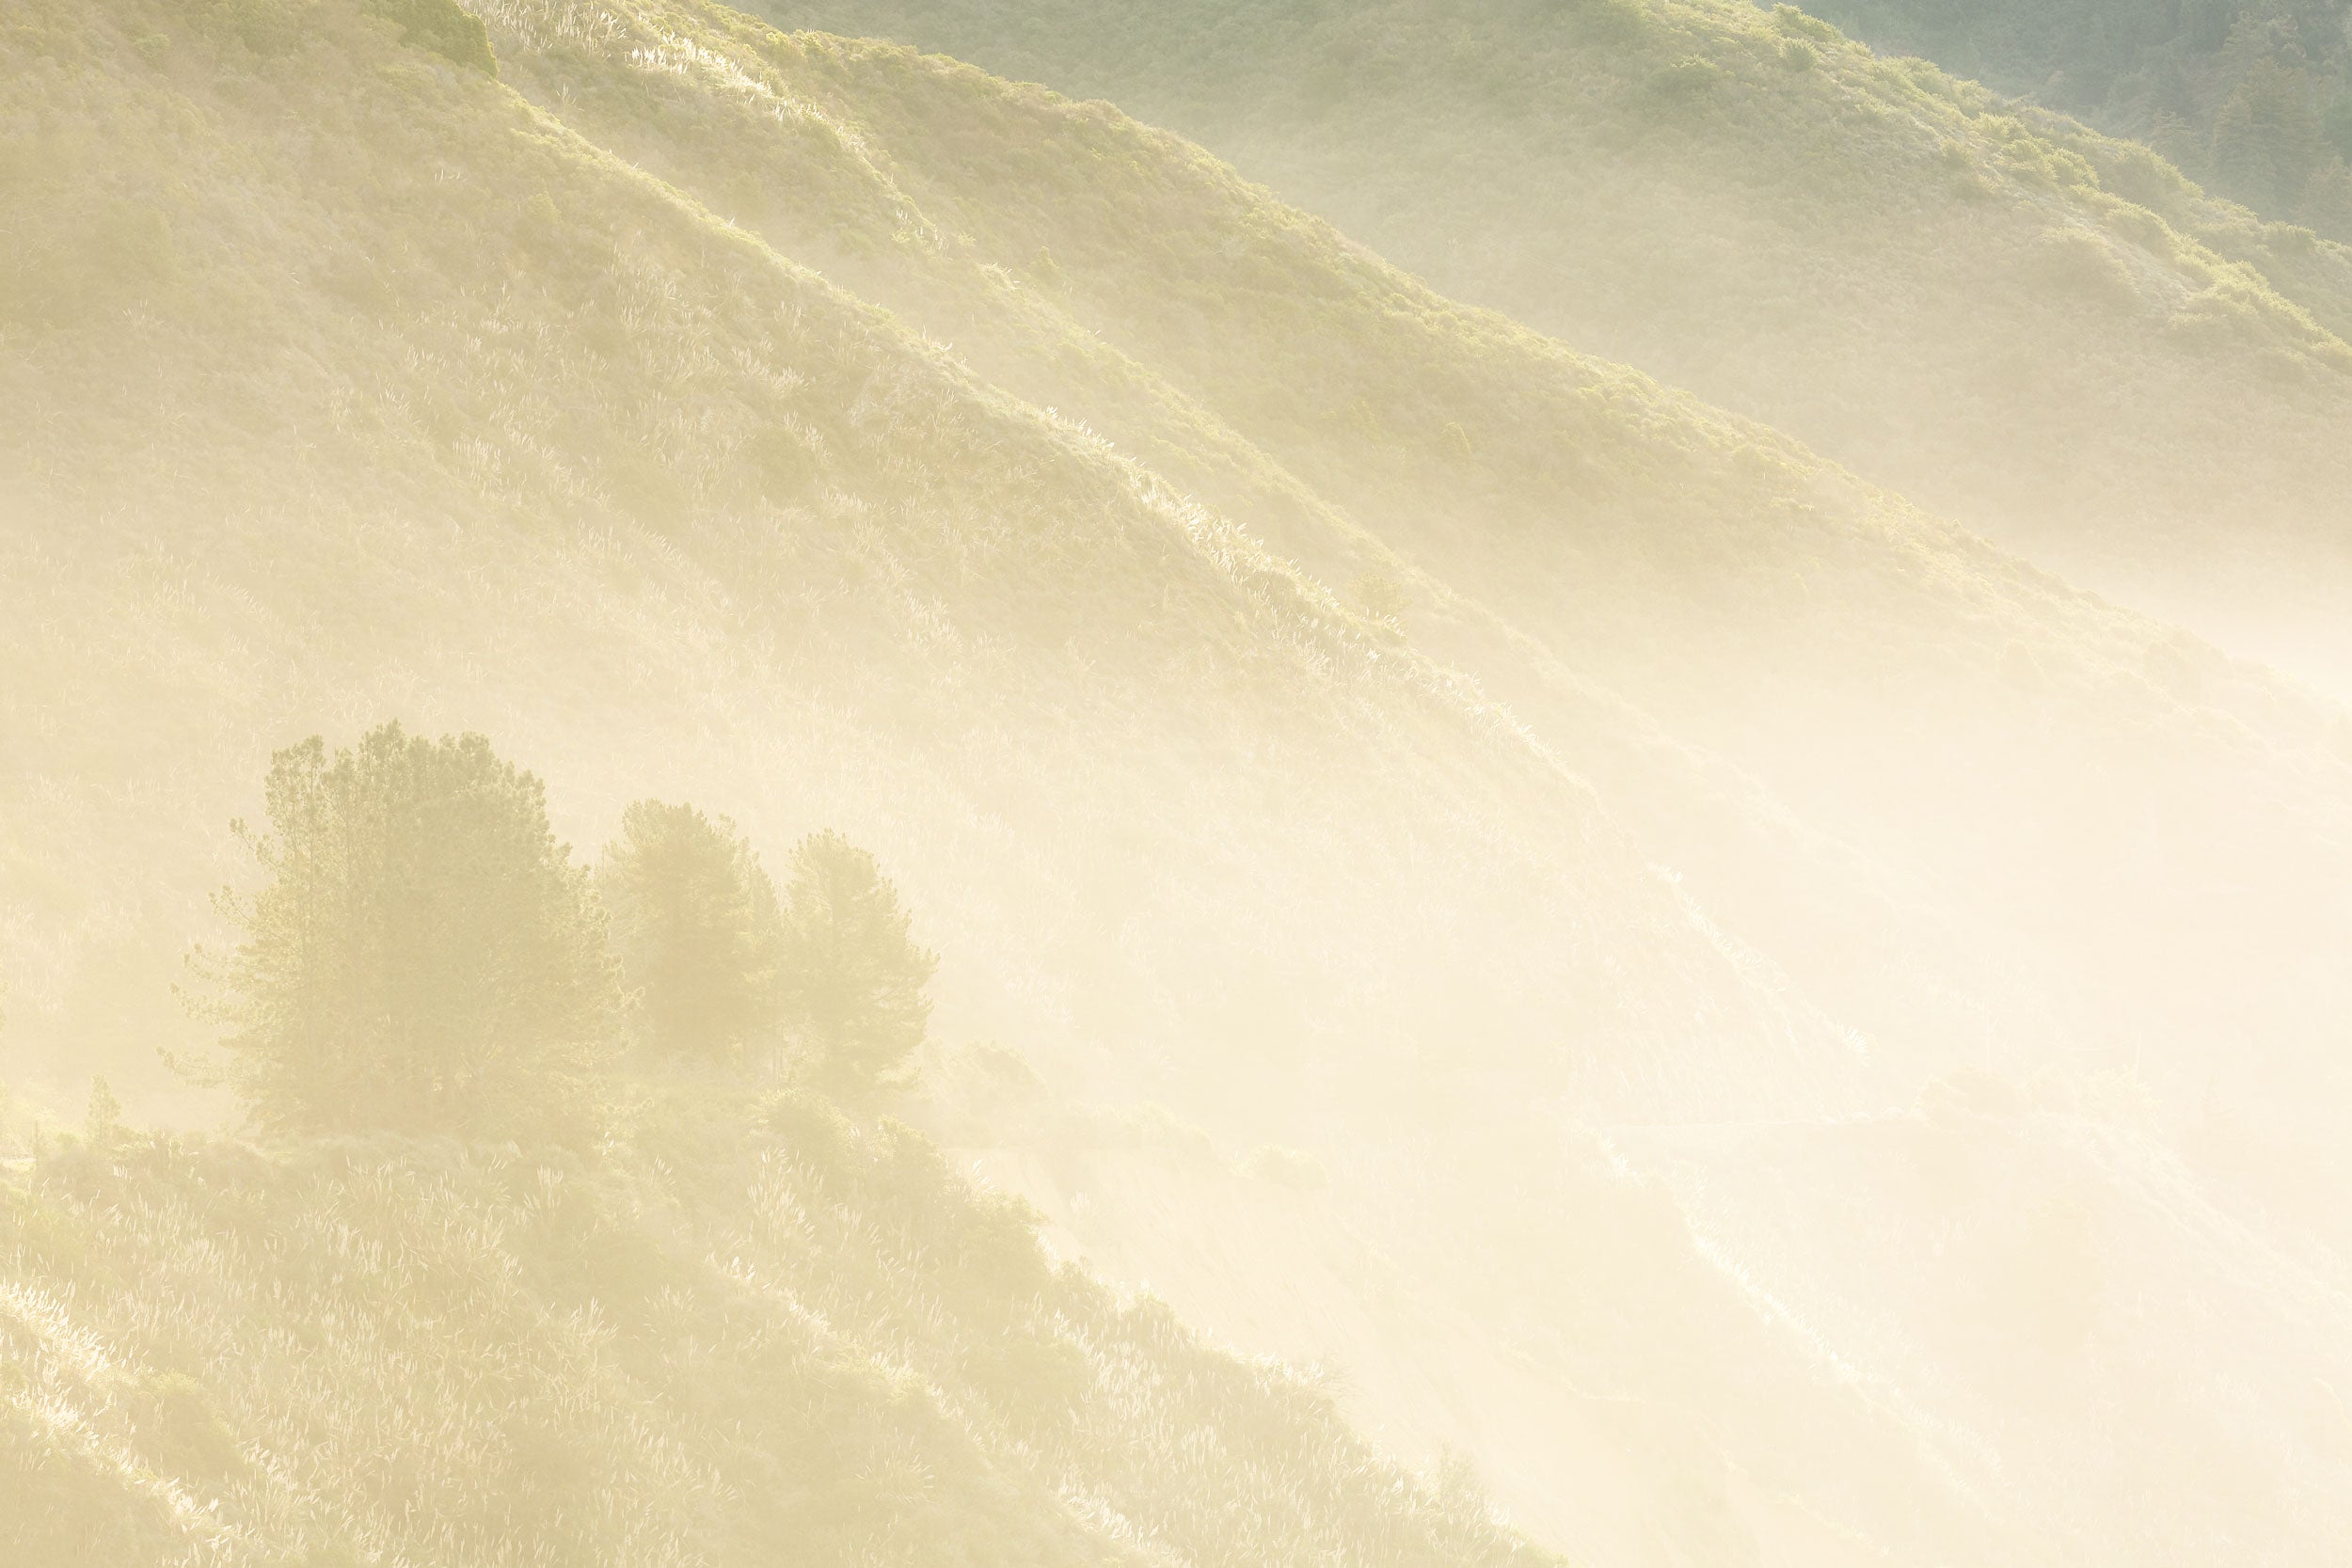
[{"xmin": 0, "ymin": 1089, "xmax": 1552, "ymax": 1567}]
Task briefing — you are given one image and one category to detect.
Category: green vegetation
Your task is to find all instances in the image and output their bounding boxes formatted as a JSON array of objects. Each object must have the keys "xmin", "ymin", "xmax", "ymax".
[
  {"xmin": 1796, "ymin": 0, "xmax": 2352, "ymax": 229},
  {"xmin": 199, "ymin": 723, "xmax": 618, "ymax": 1144},
  {"xmin": 482, "ymin": 0, "xmax": 2352, "ymax": 1104},
  {"xmin": 0, "ymin": 1088, "xmax": 1550, "ymax": 1567},
  {"xmin": 363, "ymin": 0, "xmax": 497, "ymax": 73},
  {"xmin": 600, "ymin": 800, "xmax": 785, "ymax": 1063},
  {"xmin": 777, "ymin": 830, "xmax": 938, "ymax": 1097},
  {"xmin": 775, "ymin": 0, "xmax": 2352, "ymax": 688},
  {"xmin": 6, "ymin": 729, "xmax": 1546, "ymax": 1563},
  {"xmin": 199, "ymin": 729, "xmax": 937, "ymax": 1126},
  {"xmin": 7, "ymin": 2, "xmax": 2352, "ymax": 1563}
]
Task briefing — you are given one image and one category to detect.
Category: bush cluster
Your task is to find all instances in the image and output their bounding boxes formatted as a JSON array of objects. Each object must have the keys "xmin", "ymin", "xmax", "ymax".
[{"xmin": 198, "ymin": 722, "xmax": 936, "ymax": 1142}]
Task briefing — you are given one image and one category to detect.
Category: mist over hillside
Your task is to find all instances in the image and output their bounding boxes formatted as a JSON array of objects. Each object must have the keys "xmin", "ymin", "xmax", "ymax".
[
  {"xmin": 5, "ymin": 0, "xmax": 2352, "ymax": 1564},
  {"xmin": 772, "ymin": 0, "xmax": 2352, "ymax": 694}
]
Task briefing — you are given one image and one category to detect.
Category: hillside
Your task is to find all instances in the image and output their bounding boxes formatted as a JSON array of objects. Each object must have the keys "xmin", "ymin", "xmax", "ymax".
[
  {"xmin": 771, "ymin": 0, "xmax": 2352, "ymax": 692},
  {"xmin": 0, "ymin": 1086, "xmax": 1549, "ymax": 1568},
  {"xmin": 920, "ymin": 1046, "xmax": 2352, "ymax": 1568},
  {"xmin": 465, "ymin": 0, "xmax": 2352, "ymax": 1132},
  {"xmin": 1, "ymin": 0, "xmax": 1846, "ymax": 1136},
  {"xmin": 7, "ymin": 1, "xmax": 2352, "ymax": 1564},
  {"xmin": 11, "ymin": 0, "xmax": 2351, "ymax": 1150}
]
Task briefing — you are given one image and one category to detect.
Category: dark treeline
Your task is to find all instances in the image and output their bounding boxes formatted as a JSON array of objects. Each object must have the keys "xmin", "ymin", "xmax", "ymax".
[
  {"xmin": 189, "ymin": 721, "xmax": 935, "ymax": 1143},
  {"xmin": 1804, "ymin": 0, "xmax": 2352, "ymax": 230}
]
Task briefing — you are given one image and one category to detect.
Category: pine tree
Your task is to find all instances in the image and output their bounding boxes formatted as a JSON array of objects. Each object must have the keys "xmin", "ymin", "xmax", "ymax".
[
  {"xmin": 2302, "ymin": 153, "xmax": 2352, "ymax": 239},
  {"xmin": 598, "ymin": 800, "xmax": 784, "ymax": 1063},
  {"xmin": 203, "ymin": 723, "xmax": 616, "ymax": 1142},
  {"xmin": 2211, "ymin": 31, "xmax": 2327, "ymax": 212},
  {"xmin": 778, "ymin": 832, "xmax": 936, "ymax": 1096}
]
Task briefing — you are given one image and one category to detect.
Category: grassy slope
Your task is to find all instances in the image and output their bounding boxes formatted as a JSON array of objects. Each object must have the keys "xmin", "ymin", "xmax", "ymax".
[
  {"xmin": 920, "ymin": 1042, "xmax": 2352, "ymax": 1568},
  {"xmin": 466, "ymin": 8, "xmax": 2352, "ymax": 1560},
  {"xmin": 918, "ymin": 1050, "xmax": 2032, "ymax": 1568},
  {"xmin": 768, "ymin": 0, "xmax": 2352, "ymax": 689},
  {"xmin": 0, "ymin": 1088, "xmax": 1550, "ymax": 1568},
  {"xmin": 2, "ymin": 0, "xmax": 1809, "ymax": 1139},
  {"xmin": 476, "ymin": 0, "xmax": 2352, "ymax": 1117},
  {"xmin": 7, "ymin": 3, "xmax": 2352, "ymax": 1564}
]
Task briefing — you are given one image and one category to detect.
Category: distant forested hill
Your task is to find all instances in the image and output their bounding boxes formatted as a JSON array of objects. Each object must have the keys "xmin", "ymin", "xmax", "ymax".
[{"xmin": 1797, "ymin": 0, "xmax": 2352, "ymax": 229}]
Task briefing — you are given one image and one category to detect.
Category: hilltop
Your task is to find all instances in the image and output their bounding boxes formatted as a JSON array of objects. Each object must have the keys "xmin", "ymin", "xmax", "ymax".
[{"xmin": 772, "ymin": 0, "xmax": 2352, "ymax": 690}]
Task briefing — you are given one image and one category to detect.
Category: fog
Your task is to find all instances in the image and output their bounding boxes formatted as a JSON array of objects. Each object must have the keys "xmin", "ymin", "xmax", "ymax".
[{"xmin": 5, "ymin": 0, "xmax": 2350, "ymax": 1564}]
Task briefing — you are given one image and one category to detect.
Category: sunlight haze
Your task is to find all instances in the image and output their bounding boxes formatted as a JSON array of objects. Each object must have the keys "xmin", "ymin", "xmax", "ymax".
[{"xmin": 5, "ymin": 1, "xmax": 2350, "ymax": 1563}]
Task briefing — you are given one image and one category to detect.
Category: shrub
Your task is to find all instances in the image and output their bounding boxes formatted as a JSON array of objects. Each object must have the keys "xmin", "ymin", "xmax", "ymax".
[
  {"xmin": 213, "ymin": 0, "xmax": 306, "ymax": 57},
  {"xmin": 1349, "ymin": 570, "xmax": 1411, "ymax": 627},
  {"xmin": 1772, "ymin": 5, "xmax": 1838, "ymax": 43},
  {"xmin": 362, "ymin": 0, "xmax": 498, "ymax": 75},
  {"xmin": 765, "ymin": 1084, "xmax": 859, "ymax": 1168},
  {"xmin": 1572, "ymin": 0, "xmax": 1646, "ymax": 46},
  {"xmin": 2026, "ymin": 228, "xmax": 2137, "ymax": 309},
  {"xmin": 1245, "ymin": 1143, "xmax": 1329, "ymax": 1191},
  {"xmin": 1651, "ymin": 56, "xmax": 1724, "ymax": 99}
]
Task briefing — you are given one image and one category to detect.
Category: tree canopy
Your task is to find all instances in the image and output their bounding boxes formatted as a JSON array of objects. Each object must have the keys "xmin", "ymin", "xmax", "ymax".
[
  {"xmin": 599, "ymin": 800, "xmax": 785, "ymax": 1062},
  {"xmin": 205, "ymin": 722, "xmax": 617, "ymax": 1142},
  {"xmin": 778, "ymin": 830, "xmax": 937, "ymax": 1096}
]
